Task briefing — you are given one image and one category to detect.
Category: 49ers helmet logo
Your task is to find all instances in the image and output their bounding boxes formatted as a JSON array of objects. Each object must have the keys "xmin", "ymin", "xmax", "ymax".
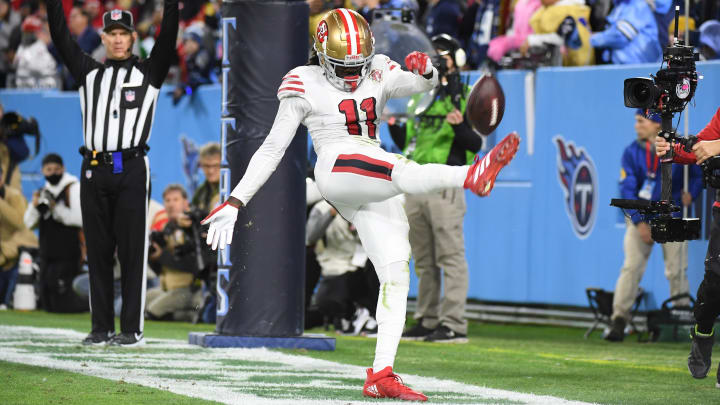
[{"xmin": 316, "ymin": 20, "xmax": 328, "ymax": 44}]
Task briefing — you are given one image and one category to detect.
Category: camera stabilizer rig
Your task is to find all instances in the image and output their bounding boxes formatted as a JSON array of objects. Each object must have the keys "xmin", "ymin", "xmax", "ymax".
[{"xmin": 611, "ymin": 4, "xmax": 701, "ymax": 243}]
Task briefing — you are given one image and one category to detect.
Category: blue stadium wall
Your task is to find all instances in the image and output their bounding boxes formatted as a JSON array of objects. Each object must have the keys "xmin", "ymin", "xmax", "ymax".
[{"xmin": 3, "ymin": 60, "xmax": 720, "ymax": 310}]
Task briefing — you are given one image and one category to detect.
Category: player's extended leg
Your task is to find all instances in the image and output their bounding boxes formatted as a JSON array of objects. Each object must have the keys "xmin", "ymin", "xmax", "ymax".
[
  {"xmin": 315, "ymin": 132, "xmax": 520, "ymax": 205},
  {"xmin": 391, "ymin": 131, "xmax": 519, "ymax": 197}
]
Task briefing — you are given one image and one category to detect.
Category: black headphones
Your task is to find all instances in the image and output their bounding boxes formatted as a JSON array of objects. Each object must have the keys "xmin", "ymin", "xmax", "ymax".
[{"xmin": 431, "ymin": 34, "xmax": 466, "ymax": 68}]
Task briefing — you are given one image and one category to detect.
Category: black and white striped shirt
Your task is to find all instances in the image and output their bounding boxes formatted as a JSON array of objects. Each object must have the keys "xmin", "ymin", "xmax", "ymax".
[{"xmin": 48, "ymin": 0, "xmax": 178, "ymax": 152}]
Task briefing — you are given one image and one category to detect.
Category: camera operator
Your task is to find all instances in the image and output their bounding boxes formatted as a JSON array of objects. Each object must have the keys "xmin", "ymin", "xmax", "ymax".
[
  {"xmin": 605, "ymin": 110, "xmax": 703, "ymax": 342},
  {"xmin": 23, "ymin": 153, "xmax": 87, "ymax": 313},
  {"xmin": 656, "ymin": 107, "xmax": 720, "ymax": 380},
  {"xmin": 145, "ymin": 184, "xmax": 202, "ymax": 322},
  {"xmin": 388, "ymin": 34, "xmax": 480, "ymax": 343},
  {"xmin": 0, "ymin": 102, "xmax": 41, "ymax": 191},
  {"xmin": 0, "ymin": 162, "xmax": 38, "ymax": 308}
]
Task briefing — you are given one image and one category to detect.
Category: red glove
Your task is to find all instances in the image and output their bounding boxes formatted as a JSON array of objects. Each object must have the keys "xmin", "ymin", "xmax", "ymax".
[{"xmin": 404, "ymin": 51, "xmax": 432, "ymax": 76}]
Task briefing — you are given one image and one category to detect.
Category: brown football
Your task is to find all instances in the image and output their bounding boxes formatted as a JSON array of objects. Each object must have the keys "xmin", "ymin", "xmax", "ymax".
[{"xmin": 466, "ymin": 75, "xmax": 505, "ymax": 135}]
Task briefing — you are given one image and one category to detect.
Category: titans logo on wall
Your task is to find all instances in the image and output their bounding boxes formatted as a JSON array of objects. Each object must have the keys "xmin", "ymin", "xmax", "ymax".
[{"xmin": 553, "ymin": 136, "xmax": 598, "ymax": 239}]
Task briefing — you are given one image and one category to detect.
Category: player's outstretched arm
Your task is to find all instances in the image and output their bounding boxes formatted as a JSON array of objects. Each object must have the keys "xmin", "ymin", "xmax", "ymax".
[
  {"xmin": 200, "ymin": 96, "xmax": 310, "ymax": 251},
  {"xmin": 385, "ymin": 52, "xmax": 438, "ymax": 99}
]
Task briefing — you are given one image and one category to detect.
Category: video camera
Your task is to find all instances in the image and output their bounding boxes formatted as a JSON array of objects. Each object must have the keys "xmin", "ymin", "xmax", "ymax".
[
  {"xmin": 35, "ymin": 189, "xmax": 55, "ymax": 218},
  {"xmin": 612, "ymin": 4, "xmax": 701, "ymax": 243}
]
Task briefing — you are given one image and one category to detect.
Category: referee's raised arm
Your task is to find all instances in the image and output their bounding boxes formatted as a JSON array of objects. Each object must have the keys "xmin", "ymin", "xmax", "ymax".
[
  {"xmin": 46, "ymin": 0, "xmax": 100, "ymax": 83},
  {"xmin": 146, "ymin": 0, "xmax": 179, "ymax": 88}
]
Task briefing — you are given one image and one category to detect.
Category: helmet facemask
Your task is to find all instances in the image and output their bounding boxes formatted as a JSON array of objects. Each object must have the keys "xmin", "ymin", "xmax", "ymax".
[{"xmin": 318, "ymin": 51, "xmax": 374, "ymax": 92}]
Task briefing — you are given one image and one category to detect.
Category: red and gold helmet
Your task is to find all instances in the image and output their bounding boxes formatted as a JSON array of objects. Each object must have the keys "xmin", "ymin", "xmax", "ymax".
[{"xmin": 314, "ymin": 9, "xmax": 374, "ymax": 92}]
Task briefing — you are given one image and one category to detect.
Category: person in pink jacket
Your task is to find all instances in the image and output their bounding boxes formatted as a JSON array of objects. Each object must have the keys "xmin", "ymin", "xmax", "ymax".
[{"xmin": 487, "ymin": 0, "xmax": 541, "ymax": 62}]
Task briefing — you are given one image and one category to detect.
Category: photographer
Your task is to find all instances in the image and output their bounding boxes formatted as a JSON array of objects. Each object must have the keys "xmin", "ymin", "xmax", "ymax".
[
  {"xmin": 145, "ymin": 184, "xmax": 202, "ymax": 322},
  {"xmin": 656, "ymin": 107, "xmax": 720, "ymax": 380},
  {"xmin": 0, "ymin": 103, "xmax": 41, "ymax": 191},
  {"xmin": 24, "ymin": 153, "xmax": 87, "ymax": 313},
  {"xmin": 388, "ymin": 34, "xmax": 480, "ymax": 343},
  {"xmin": 0, "ymin": 162, "xmax": 38, "ymax": 308},
  {"xmin": 605, "ymin": 110, "xmax": 703, "ymax": 342}
]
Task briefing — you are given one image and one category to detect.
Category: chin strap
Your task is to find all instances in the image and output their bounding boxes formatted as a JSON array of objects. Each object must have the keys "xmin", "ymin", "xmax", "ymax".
[{"xmin": 344, "ymin": 75, "xmax": 360, "ymax": 91}]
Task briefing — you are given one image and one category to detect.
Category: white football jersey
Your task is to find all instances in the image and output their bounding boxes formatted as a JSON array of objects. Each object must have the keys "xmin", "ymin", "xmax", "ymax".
[
  {"xmin": 277, "ymin": 54, "xmax": 436, "ymax": 154},
  {"xmin": 230, "ymin": 54, "xmax": 437, "ymax": 205}
]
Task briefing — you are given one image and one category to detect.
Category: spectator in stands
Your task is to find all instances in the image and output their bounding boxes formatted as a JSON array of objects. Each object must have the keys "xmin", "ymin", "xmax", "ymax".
[
  {"xmin": 84, "ymin": 0, "xmax": 104, "ymax": 30},
  {"xmin": 459, "ymin": 0, "xmax": 501, "ymax": 68},
  {"xmin": 699, "ymin": 20, "xmax": 720, "ymax": 60},
  {"xmin": 13, "ymin": 15, "xmax": 59, "ymax": 88},
  {"xmin": 356, "ymin": 0, "xmax": 420, "ymax": 24},
  {"xmin": 605, "ymin": 110, "xmax": 703, "ymax": 342},
  {"xmin": 424, "ymin": 0, "xmax": 462, "ymax": 40},
  {"xmin": 69, "ymin": 5, "xmax": 100, "ymax": 54},
  {"xmin": 486, "ymin": 0, "xmax": 541, "ymax": 64},
  {"xmin": 0, "ymin": 161, "xmax": 38, "ymax": 309},
  {"xmin": 24, "ymin": 153, "xmax": 87, "ymax": 313},
  {"xmin": 191, "ymin": 142, "xmax": 220, "ymax": 214},
  {"xmin": 590, "ymin": 0, "xmax": 662, "ymax": 64},
  {"xmin": 172, "ymin": 26, "xmax": 213, "ymax": 105},
  {"xmin": 306, "ymin": 200, "xmax": 379, "ymax": 335},
  {"xmin": 53, "ymin": 5, "xmax": 101, "ymax": 89},
  {"xmin": 0, "ymin": 0, "xmax": 21, "ymax": 87},
  {"xmin": 520, "ymin": 0, "xmax": 594, "ymax": 66},
  {"xmin": 146, "ymin": 184, "xmax": 202, "ymax": 322}
]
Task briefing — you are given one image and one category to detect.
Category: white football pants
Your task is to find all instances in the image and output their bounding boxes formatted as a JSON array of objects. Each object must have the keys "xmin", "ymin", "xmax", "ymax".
[{"xmin": 314, "ymin": 143, "xmax": 468, "ymax": 372}]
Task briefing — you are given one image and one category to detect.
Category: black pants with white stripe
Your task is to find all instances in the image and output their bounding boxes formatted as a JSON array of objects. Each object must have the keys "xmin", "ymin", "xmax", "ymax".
[{"xmin": 80, "ymin": 155, "xmax": 149, "ymax": 335}]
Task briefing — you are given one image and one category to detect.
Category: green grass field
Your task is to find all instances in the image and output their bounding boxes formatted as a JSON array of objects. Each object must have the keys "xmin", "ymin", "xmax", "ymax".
[{"xmin": 0, "ymin": 310, "xmax": 717, "ymax": 404}]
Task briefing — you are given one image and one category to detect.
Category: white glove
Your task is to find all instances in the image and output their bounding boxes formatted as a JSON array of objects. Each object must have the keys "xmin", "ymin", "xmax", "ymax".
[{"xmin": 201, "ymin": 199, "xmax": 241, "ymax": 251}]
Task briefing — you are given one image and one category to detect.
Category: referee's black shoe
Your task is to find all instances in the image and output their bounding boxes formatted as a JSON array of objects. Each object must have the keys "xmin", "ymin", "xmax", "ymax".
[
  {"xmin": 109, "ymin": 332, "xmax": 146, "ymax": 347},
  {"xmin": 688, "ymin": 325, "xmax": 714, "ymax": 379},
  {"xmin": 82, "ymin": 331, "xmax": 115, "ymax": 346}
]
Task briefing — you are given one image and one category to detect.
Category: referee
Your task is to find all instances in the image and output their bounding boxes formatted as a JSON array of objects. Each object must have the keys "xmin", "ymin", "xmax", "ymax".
[{"xmin": 47, "ymin": 0, "xmax": 178, "ymax": 346}]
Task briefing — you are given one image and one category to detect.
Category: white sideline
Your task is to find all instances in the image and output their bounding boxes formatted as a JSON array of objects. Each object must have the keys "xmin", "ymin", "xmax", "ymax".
[{"xmin": 0, "ymin": 325, "xmax": 596, "ymax": 405}]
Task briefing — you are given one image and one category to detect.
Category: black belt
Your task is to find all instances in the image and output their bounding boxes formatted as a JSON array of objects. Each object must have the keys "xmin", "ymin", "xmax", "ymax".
[{"xmin": 79, "ymin": 145, "xmax": 148, "ymax": 166}]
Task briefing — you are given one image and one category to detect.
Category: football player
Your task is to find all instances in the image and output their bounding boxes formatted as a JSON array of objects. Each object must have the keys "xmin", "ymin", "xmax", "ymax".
[{"xmin": 202, "ymin": 8, "xmax": 519, "ymax": 402}]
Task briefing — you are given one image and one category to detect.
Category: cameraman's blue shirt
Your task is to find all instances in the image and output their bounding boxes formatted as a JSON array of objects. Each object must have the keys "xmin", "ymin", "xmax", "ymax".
[
  {"xmin": 590, "ymin": 0, "xmax": 662, "ymax": 64},
  {"xmin": 620, "ymin": 139, "xmax": 703, "ymax": 224}
]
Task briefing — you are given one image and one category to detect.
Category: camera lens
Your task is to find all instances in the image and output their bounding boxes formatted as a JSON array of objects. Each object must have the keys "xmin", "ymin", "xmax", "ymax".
[
  {"xmin": 624, "ymin": 78, "xmax": 657, "ymax": 108},
  {"xmin": 632, "ymin": 85, "xmax": 650, "ymax": 103}
]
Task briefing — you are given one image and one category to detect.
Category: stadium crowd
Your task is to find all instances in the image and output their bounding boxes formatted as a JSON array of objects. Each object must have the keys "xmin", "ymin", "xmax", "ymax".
[{"xmin": 0, "ymin": 0, "xmax": 717, "ymax": 90}]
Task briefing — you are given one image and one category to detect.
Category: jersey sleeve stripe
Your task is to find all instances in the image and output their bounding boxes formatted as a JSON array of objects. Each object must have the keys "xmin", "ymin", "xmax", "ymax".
[
  {"xmin": 283, "ymin": 80, "xmax": 304, "ymax": 85},
  {"xmin": 277, "ymin": 87, "xmax": 305, "ymax": 94},
  {"xmin": 283, "ymin": 74, "xmax": 300, "ymax": 79},
  {"xmin": 389, "ymin": 64, "xmax": 397, "ymax": 71}
]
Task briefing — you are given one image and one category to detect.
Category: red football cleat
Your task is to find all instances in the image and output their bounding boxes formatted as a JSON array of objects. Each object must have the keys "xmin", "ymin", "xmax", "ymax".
[
  {"xmin": 362, "ymin": 366, "xmax": 428, "ymax": 402},
  {"xmin": 464, "ymin": 132, "xmax": 520, "ymax": 197}
]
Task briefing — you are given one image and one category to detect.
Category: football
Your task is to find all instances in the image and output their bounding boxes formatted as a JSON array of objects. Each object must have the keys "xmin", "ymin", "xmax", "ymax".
[{"xmin": 465, "ymin": 75, "xmax": 505, "ymax": 135}]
